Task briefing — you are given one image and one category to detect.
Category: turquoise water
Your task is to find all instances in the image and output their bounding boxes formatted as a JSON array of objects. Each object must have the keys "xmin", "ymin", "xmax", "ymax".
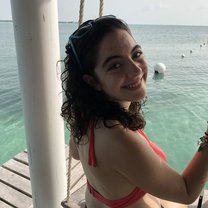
[{"xmin": 0, "ymin": 21, "xmax": 208, "ymax": 175}]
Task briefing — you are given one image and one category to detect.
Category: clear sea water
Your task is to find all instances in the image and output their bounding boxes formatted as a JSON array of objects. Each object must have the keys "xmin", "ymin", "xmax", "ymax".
[{"xmin": 0, "ymin": 21, "xmax": 208, "ymax": 176}]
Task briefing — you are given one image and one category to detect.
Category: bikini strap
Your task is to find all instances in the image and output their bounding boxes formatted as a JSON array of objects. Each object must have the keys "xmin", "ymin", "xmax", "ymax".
[{"xmin": 88, "ymin": 121, "xmax": 97, "ymax": 167}]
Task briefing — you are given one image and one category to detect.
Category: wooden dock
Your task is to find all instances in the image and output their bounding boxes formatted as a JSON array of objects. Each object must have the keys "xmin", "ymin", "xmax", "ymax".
[
  {"xmin": 0, "ymin": 147, "xmax": 208, "ymax": 208},
  {"xmin": 0, "ymin": 146, "xmax": 86, "ymax": 208}
]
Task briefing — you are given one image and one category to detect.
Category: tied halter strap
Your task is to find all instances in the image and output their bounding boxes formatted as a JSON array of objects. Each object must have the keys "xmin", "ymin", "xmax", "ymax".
[{"xmin": 88, "ymin": 121, "xmax": 97, "ymax": 167}]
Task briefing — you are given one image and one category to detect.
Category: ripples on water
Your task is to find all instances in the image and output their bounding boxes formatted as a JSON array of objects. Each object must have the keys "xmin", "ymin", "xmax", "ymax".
[{"xmin": 0, "ymin": 22, "xmax": 208, "ymax": 174}]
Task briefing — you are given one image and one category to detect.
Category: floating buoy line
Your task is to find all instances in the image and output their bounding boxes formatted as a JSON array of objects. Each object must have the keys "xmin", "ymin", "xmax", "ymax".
[
  {"xmin": 180, "ymin": 39, "xmax": 207, "ymax": 60},
  {"xmin": 152, "ymin": 37, "xmax": 208, "ymax": 79}
]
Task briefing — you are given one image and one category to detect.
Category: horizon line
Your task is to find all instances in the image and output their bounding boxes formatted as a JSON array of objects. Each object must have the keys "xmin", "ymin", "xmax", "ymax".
[{"xmin": 0, "ymin": 20, "xmax": 208, "ymax": 27}]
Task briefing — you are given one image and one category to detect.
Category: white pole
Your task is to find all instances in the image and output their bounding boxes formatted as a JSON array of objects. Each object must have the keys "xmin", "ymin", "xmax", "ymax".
[{"xmin": 10, "ymin": 0, "xmax": 67, "ymax": 207}]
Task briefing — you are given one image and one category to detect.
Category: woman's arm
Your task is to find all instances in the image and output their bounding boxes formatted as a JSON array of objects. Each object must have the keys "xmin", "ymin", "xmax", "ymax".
[
  {"xmin": 182, "ymin": 126, "xmax": 208, "ymax": 201},
  {"xmin": 69, "ymin": 135, "xmax": 80, "ymax": 160},
  {"xmin": 110, "ymin": 125, "xmax": 208, "ymax": 205},
  {"xmin": 181, "ymin": 147, "xmax": 208, "ymax": 202}
]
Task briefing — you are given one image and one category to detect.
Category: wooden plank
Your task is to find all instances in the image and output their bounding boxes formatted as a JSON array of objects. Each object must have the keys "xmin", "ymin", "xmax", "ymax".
[
  {"xmin": 66, "ymin": 158, "xmax": 80, "ymax": 171},
  {"xmin": 14, "ymin": 152, "xmax": 29, "ymax": 165},
  {"xmin": 70, "ymin": 162, "xmax": 86, "ymax": 192},
  {"xmin": 0, "ymin": 182, "xmax": 32, "ymax": 208},
  {"xmin": 0, "ymin": 200, "xmax": 13, "ymax": 208},
  {"xmin": 0, "ymin": 167, "xmax": 32, "ymax": 197},
  {"xmin": 202, "ymin": 190, "xmax": 208, "ymax": 208},
  {"xmin": 71, "ymin": 184, "xmax": 86, "ymax": 207},
  {"xmin": 2, "ymin": 159, "xmax": 30, "ymax": 179},
  {"xmin": 0, "ymin": 146, "xmax": 87, "ymax": 208},
  {"xmin": 71, "ymin": 176, "xmax": 86, "ymax": 195}
]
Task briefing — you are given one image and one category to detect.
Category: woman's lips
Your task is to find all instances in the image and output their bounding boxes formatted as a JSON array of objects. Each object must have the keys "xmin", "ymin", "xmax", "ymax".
[{"xmin": 123, "ymin": 78, "xmax": 142, "ymax": 89}]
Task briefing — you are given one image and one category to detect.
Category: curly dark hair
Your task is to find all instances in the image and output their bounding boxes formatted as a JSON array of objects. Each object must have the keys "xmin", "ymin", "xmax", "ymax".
[{"xmin": 61, "ymin": 16, "xmax": 146, "ymax": 144}]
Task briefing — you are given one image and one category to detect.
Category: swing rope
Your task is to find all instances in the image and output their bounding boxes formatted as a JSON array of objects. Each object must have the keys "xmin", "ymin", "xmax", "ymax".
[
  {"xmin": 78, "ymin": 0, "xmax": 85, "ymax": 26},
  {"xmin": 62, "ymin": 1, "xmax": 104, "ymax": 207},
  {"xmin": 66, "ymin": 144, "xmax": 72, "ymax": 202},
  {"xmin": 66, "ymin": 0, "xmax": 85, "ymax": 201},
  {"xmin": 99, "ymin": 0, "xmax": 104, "ymax": 17}
]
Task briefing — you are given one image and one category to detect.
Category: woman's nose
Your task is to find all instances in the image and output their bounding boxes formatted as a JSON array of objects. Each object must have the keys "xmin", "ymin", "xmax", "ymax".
[{"xmin": 126, "ymin": 61, "xmax": 142, "ymax": 77}]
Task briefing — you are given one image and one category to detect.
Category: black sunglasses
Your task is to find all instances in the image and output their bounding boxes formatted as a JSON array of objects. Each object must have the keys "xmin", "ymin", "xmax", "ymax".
[{"xmin": 68, "ymin": 15, "xmax": 116, "ymax": 73}]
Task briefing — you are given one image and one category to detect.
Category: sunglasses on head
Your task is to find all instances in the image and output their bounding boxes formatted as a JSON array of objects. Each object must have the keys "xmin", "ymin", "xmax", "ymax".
[{"xmin": 68, "ymin": 15, "xmax": 116, "ymax": 73}]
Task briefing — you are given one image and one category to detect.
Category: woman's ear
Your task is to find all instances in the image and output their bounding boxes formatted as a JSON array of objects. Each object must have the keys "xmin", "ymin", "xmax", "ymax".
[{"xmin": 82, "ymin": 74, "xmax": 102, "ymax": 91}]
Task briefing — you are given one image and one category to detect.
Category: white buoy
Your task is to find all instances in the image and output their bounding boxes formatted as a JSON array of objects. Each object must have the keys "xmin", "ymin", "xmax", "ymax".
[
  {"xmin": 181, "ymin": 54, "xmax": 185, "ymax": 59},
  {"xmin": 154, "ymin": 63, "xmax": 166, "ymax": 73}
]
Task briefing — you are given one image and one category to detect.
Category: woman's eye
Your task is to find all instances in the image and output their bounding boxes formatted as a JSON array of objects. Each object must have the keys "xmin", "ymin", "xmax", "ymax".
[
  {"xmin": 108, "ymin": 63, "xmax": 121, "ymax": 70},
  {"xmin": 133, "ymin": 51, "xmax": 143, "ymax": 59}
]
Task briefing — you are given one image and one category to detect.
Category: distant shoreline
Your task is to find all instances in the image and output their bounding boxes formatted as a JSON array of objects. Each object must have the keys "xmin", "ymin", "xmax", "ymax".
[
  {"xmin": 0, "ymin": 20, "xmax": 77, "ymax": 24},
  {"xmin": 0, "ymin": 20, "xmax": 207, "ymax": 27}
]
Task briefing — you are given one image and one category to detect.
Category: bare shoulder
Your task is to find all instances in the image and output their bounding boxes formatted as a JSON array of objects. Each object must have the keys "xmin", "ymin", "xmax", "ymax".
[
  {"xmin": 95, "ymin": 122, "xmax": 148, "ymax": 163},
  {"xmin": 97, "ymin": 122, "xmax": 148, "ymax": 150}
]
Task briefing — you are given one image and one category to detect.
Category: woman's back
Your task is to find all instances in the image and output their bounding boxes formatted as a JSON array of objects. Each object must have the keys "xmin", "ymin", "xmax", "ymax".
[
  {"xmin": 78, "ymin": 122, "xmax": 139, "ymax": 199},
  {"xmin": 77, "ymin": 121, "xmax": 173, "ymax": 208}
]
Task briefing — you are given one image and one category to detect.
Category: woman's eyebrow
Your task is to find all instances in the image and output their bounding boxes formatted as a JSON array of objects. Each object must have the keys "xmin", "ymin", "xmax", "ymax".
[
  {"xmin": 131, "ymin": 44, "xmax": 142, "ymax": 53},
  {"xmin": 102, "ymin": 55, "xmax": 121, "ymax": 67}
]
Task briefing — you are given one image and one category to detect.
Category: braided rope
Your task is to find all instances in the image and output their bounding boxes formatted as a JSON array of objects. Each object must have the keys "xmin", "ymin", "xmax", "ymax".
[
  {"xmin": 64, "ymin": 141, "xmax": 81, "ymax": 208},
  {"xmin": 79, "ymin": 0, "xmax": 85, "ymax": 26},
  {"xmin": 99, "ymin": 0, "xmax": 104, "ymax": 17},
  {"xmin": 61, "ymin": 143, "xmax": 73, "ymax": 208},
  {"xmin": 64, "ymin": 1, "xmax": 85, "ymax": 206},
  {"xmin": 65, "ymin": 1, "xmax": 85, "ymax": 204},
  {"xmin": 66, "ymin": 144, "xmax": 72, "ymax": 202},
  {"xmin": 64, "ymin": 0, "xmax": 105, "ymax": 206}
]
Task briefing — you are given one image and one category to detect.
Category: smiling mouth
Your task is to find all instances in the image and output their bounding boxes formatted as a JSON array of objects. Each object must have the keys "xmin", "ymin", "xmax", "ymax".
[{"xmin": 124, "ymin": 79, "xmax": 142, "ymax": 89}]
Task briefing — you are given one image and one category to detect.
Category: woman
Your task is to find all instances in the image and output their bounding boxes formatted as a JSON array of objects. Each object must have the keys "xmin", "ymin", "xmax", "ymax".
[{"xmin": 61, "ymin": 15, "xmax": 208, "ymax": 208}]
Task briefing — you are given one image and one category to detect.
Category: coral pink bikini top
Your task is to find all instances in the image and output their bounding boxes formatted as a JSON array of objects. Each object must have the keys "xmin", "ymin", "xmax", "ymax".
[{"xmin": 87, "ymin": 126, "xmax": 166, "ymax": 208}]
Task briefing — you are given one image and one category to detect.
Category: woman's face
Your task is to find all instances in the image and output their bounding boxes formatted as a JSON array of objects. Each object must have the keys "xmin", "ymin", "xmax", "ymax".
[{"xmin": 88, "ymin": 29, "xmax": 148, "ymax": 108}]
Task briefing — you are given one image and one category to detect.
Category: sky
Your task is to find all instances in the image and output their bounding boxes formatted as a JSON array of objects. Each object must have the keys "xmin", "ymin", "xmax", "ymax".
[{"xmin": 1, "ymin": 0, "xmax": 208, "ymax": 26}]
